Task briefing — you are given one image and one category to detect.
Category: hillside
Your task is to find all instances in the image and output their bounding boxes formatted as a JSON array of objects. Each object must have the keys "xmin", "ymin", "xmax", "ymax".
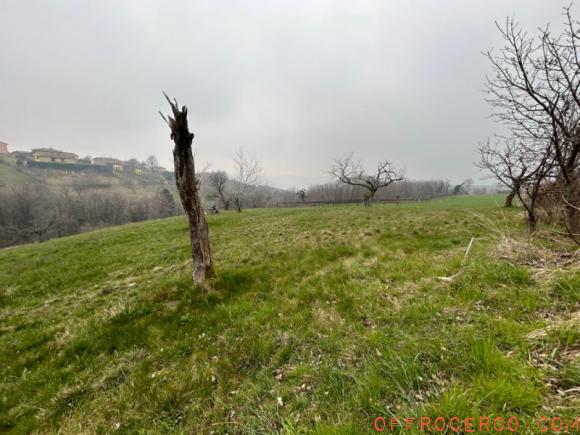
[
  {"xmin": 1, "ymin": 196, "xmax": 578, "ymax": 433},
  {"xmin": 0, "ymin": 154, "xmax": 290, "ymax": 207},
  {"xmin": 0, "ymin": 155, "xmax": 172, "ymax": 191},
  {"xmin": 0, "ymin": 158, "xmax": 35, "ymax": 185}
]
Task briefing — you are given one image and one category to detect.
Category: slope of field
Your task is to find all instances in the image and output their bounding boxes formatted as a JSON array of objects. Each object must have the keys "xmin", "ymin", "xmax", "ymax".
[
  {"xmin": 0, "ymin": 195, "xmax": 578, "ymax": 433},
  {"xmin": 0, "ymin": 159, "xmax": 35, "ymax": 185}
]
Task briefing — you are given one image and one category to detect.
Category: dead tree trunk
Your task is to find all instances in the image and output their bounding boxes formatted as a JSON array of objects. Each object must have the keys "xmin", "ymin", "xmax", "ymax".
[{"xmin": 160, "ymin": 94, "xmax": 214, "ymax": 286}]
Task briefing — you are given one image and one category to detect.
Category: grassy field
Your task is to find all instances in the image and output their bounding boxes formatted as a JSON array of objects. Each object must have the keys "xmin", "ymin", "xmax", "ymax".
[{"xmin": 0, "ymin": 195, "xmax": 578, "ymax": 433}]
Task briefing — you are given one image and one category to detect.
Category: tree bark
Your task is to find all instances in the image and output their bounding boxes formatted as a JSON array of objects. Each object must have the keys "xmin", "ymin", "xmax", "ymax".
[
  {"xmin": 161, "ymin": 95, "xmax": 214, "ymax": 286},
  {"xmin": 565, "ymin": 203, "xmax": 579, "ymax": 234},
  {"xmin": 367, "ymin": 190, "xmax": 376, "ymax": 207},
  {"xmin": 504, "ymin": 189, "xmax": 516, "ymax": 207},
  {"xmin": 564, "ymin": 175, "xmax": 579, "ymax": 236},
  {"xmin": 527, "ymin": 210, "xmax": 537, "ymax": 231},
  {"xmin": 234, "ymin": 197, "xmax": 242, "ymax": 212},
  {"xmin": 515, "ymin": 189, "xmax": 537, "ymax": 232}
]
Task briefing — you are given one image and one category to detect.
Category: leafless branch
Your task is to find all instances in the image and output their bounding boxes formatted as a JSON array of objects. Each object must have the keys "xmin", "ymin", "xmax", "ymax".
[{"xmin": 329, "ymin": 153, "xmax": 403, "ymax": 205}]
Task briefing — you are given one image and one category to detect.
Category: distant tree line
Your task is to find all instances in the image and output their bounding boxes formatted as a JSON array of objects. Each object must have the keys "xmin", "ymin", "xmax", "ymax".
[
  {"xmin": 304, "ymin": 179, "xmax": 454, "ymax": 203},
  {"xmin": 0, "ymin": 185, "xmax": 179, "ymax": 247}
]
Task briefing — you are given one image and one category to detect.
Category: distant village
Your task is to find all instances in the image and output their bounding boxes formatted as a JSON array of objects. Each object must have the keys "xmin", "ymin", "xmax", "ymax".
[{"xmin": 0, "ymin": 140, "xmax": 168, "ymax": 176}]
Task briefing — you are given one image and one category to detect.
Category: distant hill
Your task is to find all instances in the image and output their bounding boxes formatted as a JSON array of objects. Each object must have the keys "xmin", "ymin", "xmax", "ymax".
[
  {"xmin": 0, "ymin": 152, "xmax": 296, "ymax": 247},
  {"xmin": 0, "ymin": 154, "xmax": 173, "ymax": 190},
  {"xmin": 0, "ymin": 154, "xmax": 292, "ymax": 206}
]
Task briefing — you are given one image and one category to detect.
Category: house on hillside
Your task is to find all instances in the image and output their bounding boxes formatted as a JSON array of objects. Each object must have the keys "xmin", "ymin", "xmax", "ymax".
[
  {"xmin": 151, "ymin": 165, "xmax": 166, "ymax": 174},
  {"xmin": 93, "ymin": 157, "xmax": 124, "ymax": 172},
  {"xmin": 123, "ymin": 161, "xmax": 145, "ymax": 175},
  {"xmin": 31, "ymin": 148, "xmax": 78, "ymax": 164},
  {"xmin": 11, "ymin": 150, "xmax": 31, "ymax": 159},
  {"xmin": 0, "ymin": 141, "xmax": 9, "ymax": 154},
  {"xmin": 10, "ymin": 150, "xmax": 31, "ymax": 166}
]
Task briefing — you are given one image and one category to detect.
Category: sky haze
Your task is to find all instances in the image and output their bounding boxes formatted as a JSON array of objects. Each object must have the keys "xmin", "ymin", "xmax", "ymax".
[{"xmin": 0, "ymin": 0, "xmax": 566, "ymax": 187}]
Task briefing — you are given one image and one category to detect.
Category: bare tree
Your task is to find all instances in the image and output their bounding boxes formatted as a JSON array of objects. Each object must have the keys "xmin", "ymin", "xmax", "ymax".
[
  {"xmin": 477, "ymin": 140, "xmax": 527, "ymax": 207},
  {"xmin": 329, "ymin": 153, "xmax": 403, "ymax": 206},
  {"xmin": 160, "ymin": 94, "xmax": 214, "ymax": 286},
  {"xmin": 485, "ymin": 8, "xmax": 580, "ymax": 235},
  {"xmin": 207, "ymin": 170, "xmax": 230, "ymax": 210},
  {"xmin": 232, "ymin": 148, "xmax": 262, "ymax": 212},
  {"xmin": 304, "ymin": 179, "xmax": 449, "ymax": 203},
  {"xmin": 145, "ymin": 155, "xmax": 159, "ymax": 171},
  {"xmin": 296, "ymin": 188, "xmax": 307, "ymax": 203},
  {"xmin": 478, "ymin": 138, "xmax": 555, "ymax": 227},
  {"xmin": 157, "ymin": 188, "xmax": 178, "ymax": 217},
  {"xmin": 452, "ymin": 178, "xmax": 475, "ymax": 196},
  {"xmin": 0, "ymin": 185, "xmax": 60, "ymax": 245}
]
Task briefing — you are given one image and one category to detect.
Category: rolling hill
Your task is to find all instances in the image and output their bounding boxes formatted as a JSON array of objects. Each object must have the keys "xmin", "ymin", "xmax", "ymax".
[{"xmin": 0, "ymin": 195, "xmax": 578, "ymax": 433}]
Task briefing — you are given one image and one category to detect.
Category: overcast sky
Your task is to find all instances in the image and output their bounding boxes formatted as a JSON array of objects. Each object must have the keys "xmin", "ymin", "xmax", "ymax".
[{"xmin": 0, "ymin": 1, "xmax": 567, "ymax": 188}]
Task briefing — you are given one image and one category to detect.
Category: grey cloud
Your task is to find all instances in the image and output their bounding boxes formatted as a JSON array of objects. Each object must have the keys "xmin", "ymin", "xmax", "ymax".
[{"xmin": 0, "ymin": 0, "xmax": 566, "ymax": 187}]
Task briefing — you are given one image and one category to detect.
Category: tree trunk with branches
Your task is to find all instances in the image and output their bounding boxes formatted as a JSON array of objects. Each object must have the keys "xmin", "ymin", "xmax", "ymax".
[
  {"xmin": 207, "ymin": 170, "xmax": 230, "ymax": 210},
  {"xmin": 476, "ymin": 138, "xmax": 554, "ymax": 226},
  {"xmin": 504, "ymin": 188, "xmax": 516, "ymax": 207},
  {"xmin": 232, "ymin": 148, "xmax": 261, "ymax": 212},
  {"xmin": 485, "ymin": 7, "xmax": 580, "ymax": 238},
  {"xmin": 329, "ymin": 153, "xmax": 403, "ymax": 206},
  {"xmin": 160, "ymin": 94, "xmax": 214, "ymax": 286}
]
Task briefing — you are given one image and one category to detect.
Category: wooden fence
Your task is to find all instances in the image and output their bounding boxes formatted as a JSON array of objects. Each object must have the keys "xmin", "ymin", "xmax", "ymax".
[{"xmin": 277, "ymin": 194, "xmax": 451, "ymax": 208}]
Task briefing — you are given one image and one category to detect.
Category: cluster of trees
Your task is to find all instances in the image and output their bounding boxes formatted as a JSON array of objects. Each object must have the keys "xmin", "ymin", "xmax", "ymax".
[
  {"xmin": 478, "ymin": 6, "xmax": 579, "ymax": 239},
  {"xmin": 205, "ymin": 148, "xmax": 264, "ymax": 211},
  {"xmin": 0, "ymin": 185, "xmax": 179, "ymax": 247}
]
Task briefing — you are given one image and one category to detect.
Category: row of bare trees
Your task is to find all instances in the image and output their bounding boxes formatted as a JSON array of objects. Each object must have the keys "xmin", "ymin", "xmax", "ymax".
[
  {"xmin": 0, "ymin": 185, "xmax": 178, "ymax": 247},
  {"xmin": 478, "ymin": 6, "xmax": 580, "ymax": 239}
]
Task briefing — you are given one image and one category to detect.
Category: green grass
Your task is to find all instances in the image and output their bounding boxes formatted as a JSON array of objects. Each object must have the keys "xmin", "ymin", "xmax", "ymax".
[
  {"xmin": 0, "ymin": 195, "xmax": 578, "ymax": 433},
  {"xmin": 0, "ymin": 157, "xmax": 35, "ymax": 185}
]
